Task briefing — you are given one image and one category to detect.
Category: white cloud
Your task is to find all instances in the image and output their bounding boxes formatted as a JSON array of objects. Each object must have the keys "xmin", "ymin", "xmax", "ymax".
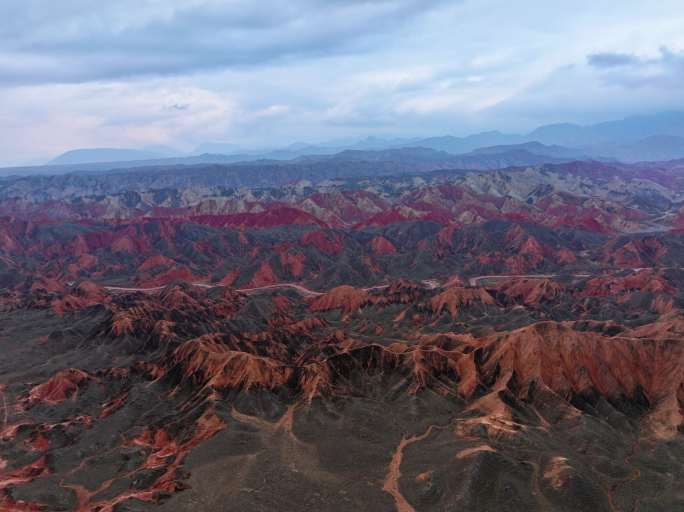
[
  {"xmin": 0, "ymin": 80, "xmax": 243, "ymax": 163},
  {"xmin": 1, "ymin": 0, "xmax": 684, "ymax": 164}
]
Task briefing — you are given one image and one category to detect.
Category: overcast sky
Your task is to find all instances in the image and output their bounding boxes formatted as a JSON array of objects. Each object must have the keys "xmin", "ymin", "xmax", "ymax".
[{"xmin": 1, "ymin": 0, "xmax": 684, "ymax": 165}]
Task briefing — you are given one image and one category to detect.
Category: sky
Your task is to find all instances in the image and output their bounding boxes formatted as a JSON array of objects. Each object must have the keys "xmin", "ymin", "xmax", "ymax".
[{"xmin": 1, "ymin": 0, "xmax": 684, "ymax": 165}]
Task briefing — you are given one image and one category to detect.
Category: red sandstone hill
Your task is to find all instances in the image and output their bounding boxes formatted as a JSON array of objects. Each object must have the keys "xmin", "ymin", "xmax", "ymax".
[
  {"xmin": 428, "ymin": 287, "xmax": 496, "ymax": 317},
  {"xmin": 2, "ymin": 160, "xmax": 684, "ymax": 511},
  {"xmin": 495, "ymin": 278, "xmax": 564, "ymax": 305},
  {"xmin": 1, "ymin": 268, "xmax": 684, "ymax": 510},
  {"xmin": 309, "ymin": 285, "xmax": 369, "ymax": 315}
]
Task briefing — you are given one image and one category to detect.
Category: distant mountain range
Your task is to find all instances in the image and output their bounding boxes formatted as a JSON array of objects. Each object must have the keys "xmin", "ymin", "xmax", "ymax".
[
  {"xmin": 527, "ymin": 111, "xmax": 684, "ymax": 146},
  {"xmin": 589, "ymin": 134, "xmax": 684, "ymax": 162},
  {"xmin": 49, "ymin": 148, "xmax": 168, "ymax": 165},
  {"xmin": 3, "ymin": 111, "xmax": 684, "ymax": 176}
]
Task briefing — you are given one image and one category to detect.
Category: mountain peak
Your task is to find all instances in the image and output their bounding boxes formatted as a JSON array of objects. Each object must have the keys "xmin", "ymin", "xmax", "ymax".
[{"xmin": 49, "ymin": 147, "xmax": 167, "ymax": 165}]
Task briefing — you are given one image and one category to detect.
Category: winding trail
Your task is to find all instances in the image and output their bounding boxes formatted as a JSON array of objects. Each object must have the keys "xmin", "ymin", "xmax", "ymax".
[
  {"xmin": 102, "ymin": 268, "xmax": 673, "ymax": 297},
  {"xmin": 467, "ymin": 267, "xmax": 684, "ymax": 287},
  {"xmin": 102, "ymin": 276, "xmax": 561, "ymax": 296},
  {"xmin": 383, "ymin": 425, "xmax": 440, "ymax": 512},
  {"xmin": 104, "ymin": 281, "xmax": 393, "ymax": 297},
  {"xmin": 467, "ymin": 273, "xmax": 592, "ymax": 287},
  {"xmin": 104, "ymin": 282, "xmax": 325, "ymax": 297}
]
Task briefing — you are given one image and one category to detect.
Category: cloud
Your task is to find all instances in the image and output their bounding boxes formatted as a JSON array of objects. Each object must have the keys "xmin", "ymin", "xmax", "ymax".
[
  {"xmin": 0, "ymin": 80, "xmax": 247, "ymax": 163},
  {"xmin": 0, "ymin": 0, "xmax": 449, "ymax": 85},
  {"xmin": 587, "ymin": 47, "xmax": 684, "ymax": 89},
  {"xmin": 587, "ymin": 52, "xmax": 641, "ymax": 68},
  {"xmin": 2, "ymin": 1, "xmax": 684, "ymax": 165}
]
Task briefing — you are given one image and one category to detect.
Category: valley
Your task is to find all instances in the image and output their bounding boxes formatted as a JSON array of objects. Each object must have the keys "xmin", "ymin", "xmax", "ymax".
[
  {"xmin": 4, "ymin": 3, "xmax": 684, "ymax": 510},
  {"xmin": 1, "ymin": 155, "xmax": 684, "ymax": 511}
]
